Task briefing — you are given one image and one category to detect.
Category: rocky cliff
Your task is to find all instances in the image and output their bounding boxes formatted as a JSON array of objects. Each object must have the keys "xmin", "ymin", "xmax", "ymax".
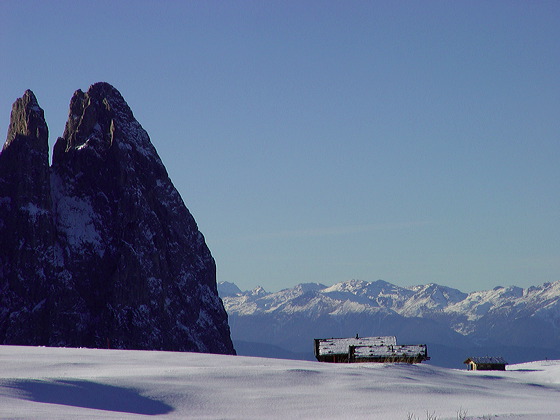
[
  {"xmin": 0, "ymin": 90, "xmax": 54, "ymax": 344},
  {"xmin": 0, "ymin": 83, "xmax": 235, "ymax": 354}
]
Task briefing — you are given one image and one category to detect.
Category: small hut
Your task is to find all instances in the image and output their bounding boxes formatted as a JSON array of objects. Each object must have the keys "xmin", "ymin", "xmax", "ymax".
[{"xmin": 463, "ymin": 356, "xmax": 508, "ymax": 371}]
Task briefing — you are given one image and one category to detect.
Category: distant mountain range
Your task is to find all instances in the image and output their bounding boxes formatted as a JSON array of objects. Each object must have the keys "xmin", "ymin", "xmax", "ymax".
[{"xmin": 218, "ymin": 279, "xmax": 560, "ymax": 367}]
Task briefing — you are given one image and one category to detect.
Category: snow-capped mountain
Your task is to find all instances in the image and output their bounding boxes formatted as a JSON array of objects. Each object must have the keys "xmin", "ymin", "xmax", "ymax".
[
  {"xmin": 0, "ymin": 84, "xmax": 234, "ymax": 354},
  {"xmin": 219, "ymin": 279, "xmax": 560, "ymax": 367}
]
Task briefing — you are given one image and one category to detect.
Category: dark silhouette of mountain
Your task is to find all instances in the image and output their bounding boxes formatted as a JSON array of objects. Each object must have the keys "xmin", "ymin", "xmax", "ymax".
[{"xmin": 0, "ymin": 83, "xmax": 234, "ymax": 354}]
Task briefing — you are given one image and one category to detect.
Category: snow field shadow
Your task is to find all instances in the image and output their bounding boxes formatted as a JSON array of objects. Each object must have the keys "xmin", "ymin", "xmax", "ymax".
[{"xmin": 0, "ymin": 379, "xmax": 174, "ymax": 415}]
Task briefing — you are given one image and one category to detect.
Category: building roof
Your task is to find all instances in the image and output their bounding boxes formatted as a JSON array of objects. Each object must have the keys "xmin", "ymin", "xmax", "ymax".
[
  {"xmin": 464, "ymin": 356, "xmax": 508, "ymax": 365},
  {"xmin": 353, "ymin": 344, "xmax": 427, "ymax": 358},
  {"xmin": 316, "ymin": 336, "xmax": 397, "ymax": 356}
]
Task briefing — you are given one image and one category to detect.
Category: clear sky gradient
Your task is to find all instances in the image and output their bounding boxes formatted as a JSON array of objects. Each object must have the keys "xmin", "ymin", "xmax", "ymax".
[{"xmin": 1, "ymin": 1, "xmax": 559, "ymax": 292}]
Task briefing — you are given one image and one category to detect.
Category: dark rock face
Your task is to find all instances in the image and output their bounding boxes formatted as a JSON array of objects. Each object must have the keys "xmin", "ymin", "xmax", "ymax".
[
  {"xmin": 0, "ymin": 90, "xmax": 53, "ymax": 344},
  {"xmin": 0, "ymin": 83, "xmax": 235, "ymax": 354}
]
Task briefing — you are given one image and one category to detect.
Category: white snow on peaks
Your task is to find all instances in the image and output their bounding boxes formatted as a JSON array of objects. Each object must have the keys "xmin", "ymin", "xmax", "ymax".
[
  {"xmin": 445, "ymin": 285, "xmax": 529, "ymax": 320},
  {"xmin": 251, "ymin": 286, "xmax": 268, "ymax": 296},
  {"xmin": 1, "ymin": 346, "xmax": 560, "ymax": 419},
  {"xmin": 217, "ymin": 281, "xmax": 243, "ymax": 297},
  {"xmin": 223, "ymin": 279, "xmax": 560, "ymax": 324},
  {"xmin": 327, "ymin": 299, "xmax": 372, "ymax": 315},
  {"xmin": 399, "ymin": 283, "xmax": 468, "ymax": 317}
]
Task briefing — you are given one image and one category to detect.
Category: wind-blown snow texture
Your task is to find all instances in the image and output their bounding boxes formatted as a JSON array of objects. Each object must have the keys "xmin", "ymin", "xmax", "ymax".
[
  {"xmin": 219, "ymin": 279, "xmax": 560, "ymax": 366},
  {"xmin": 1, "ymin": 346, "xmax": 559, "ymax": 419},
  {"xmin": 0, "ymin": 83, "xmax": 234, "ymax": 354}
]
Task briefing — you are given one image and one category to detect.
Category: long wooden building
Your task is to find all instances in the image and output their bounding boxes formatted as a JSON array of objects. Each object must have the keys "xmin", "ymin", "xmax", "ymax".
[{"xmin": 314, "ymin": 335, "xmax": 430, "ymax": 364}]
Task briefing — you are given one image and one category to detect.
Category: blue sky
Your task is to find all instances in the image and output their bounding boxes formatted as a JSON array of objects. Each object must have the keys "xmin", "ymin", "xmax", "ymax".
[{"xmin": 1, "ymin": 1, "xmax": 559, "ymax": 293}]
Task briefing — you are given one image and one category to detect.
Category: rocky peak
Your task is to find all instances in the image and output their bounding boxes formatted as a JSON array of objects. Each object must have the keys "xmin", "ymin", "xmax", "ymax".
[
  {"xmin": 0, "ymin": 90, "xmax": 53, "ymax": 345},
  {"xmin": 0, "ymin": 89, "xmax": 51, "ymax": 212},
  {"xmin": 56, "ymin": 82, "xmax": 134, "ymax": 154},
  {"xmin": 4, "ymin": 90, "xmax": 48, "ymax": 151},
  {"xmin": 0, "ymin": 89, "xmax": 51, "ymax": 208},
  {"xmin": 218, "ymin": 281, "xmax": 243, "ymax": 297},
  {"xmin": 0, "ymin": 84, "xmax": 235, "ymax": 354}
]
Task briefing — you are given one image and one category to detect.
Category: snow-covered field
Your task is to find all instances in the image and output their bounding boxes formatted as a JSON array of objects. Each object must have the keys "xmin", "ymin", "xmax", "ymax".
[{"xmin": 1, "ymin": 346, "xmax": 559, "ymax": 419}]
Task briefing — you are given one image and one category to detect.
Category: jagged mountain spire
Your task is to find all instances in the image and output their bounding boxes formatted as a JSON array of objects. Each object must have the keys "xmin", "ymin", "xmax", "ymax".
[
  {"xmin": 0, "ymin": 90, "xmax": 53, "ymax": 344},
  {"xmin": 0, "ymin": 84, "xmax": 235, "ymax": 354},
  {"xmin": 4, "ymin": 89, "xmax": 48, "ymax": 151}
]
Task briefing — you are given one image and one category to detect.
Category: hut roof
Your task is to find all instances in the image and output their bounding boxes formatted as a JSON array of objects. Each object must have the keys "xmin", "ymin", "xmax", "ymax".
[{"xmin": 464, "ymin": 356, "xmax": 508, "ymax": 365}]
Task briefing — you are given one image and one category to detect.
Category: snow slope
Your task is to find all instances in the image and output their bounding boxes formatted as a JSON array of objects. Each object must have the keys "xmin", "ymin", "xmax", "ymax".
[{"xmin": 1, "ymin": 346, "xmax": 560, "ymax": 419}]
